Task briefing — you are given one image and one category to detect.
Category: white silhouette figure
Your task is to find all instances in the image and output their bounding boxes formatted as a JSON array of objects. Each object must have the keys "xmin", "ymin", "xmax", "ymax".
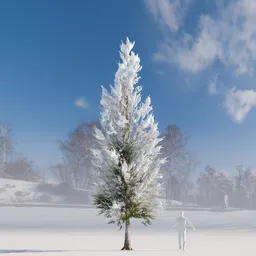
[
  {"xmin": 224, "ymin": 194, "xmax": 228, "ymax": 208},
  {"xmin": 171, "ymin": 211, "xmax": 195, "ymax": 251}
]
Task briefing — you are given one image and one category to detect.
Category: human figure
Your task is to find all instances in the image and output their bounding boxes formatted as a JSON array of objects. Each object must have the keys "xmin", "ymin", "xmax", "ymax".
[
  {"xmin": 171, "ymin": 211, "xmax": 195, "ymax": 251},
  {"xmin": 224, "ymin": 194, "xmax": 228, "ymax": 208}
]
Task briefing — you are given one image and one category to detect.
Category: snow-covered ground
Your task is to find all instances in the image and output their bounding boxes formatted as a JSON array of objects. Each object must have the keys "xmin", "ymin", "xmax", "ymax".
[{"xmin": 0, "ymin": 207, "xmax": 255, "ymax": 255}]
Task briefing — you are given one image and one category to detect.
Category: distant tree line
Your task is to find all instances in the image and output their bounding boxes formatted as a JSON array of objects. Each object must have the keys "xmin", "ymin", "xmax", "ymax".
[
  {"xmin": 196, "ymin": 165, "xmax": 256, "ymax": 209},
  {"xmin": 0, "ymin": 123, "xmax": 40, "ymax": 182},
  {"xmin": 52, "ymin": 121, "xmax": 256, "ymax": 210},
  {"xmin": 51, "ymin": 122, "xmax": 199, "ymax": 198},
  {"xmin": 2, "ymin": 120, "xmax": 255, "ymax": 210}
]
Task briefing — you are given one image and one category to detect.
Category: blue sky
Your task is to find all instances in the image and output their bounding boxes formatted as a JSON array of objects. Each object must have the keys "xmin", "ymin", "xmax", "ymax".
[{"xmin": 1, "ymin": 0, "xmax": 256, "ymax": 173}]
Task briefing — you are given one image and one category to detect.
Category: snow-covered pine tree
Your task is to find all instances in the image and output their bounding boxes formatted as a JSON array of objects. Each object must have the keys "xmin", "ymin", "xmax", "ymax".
[{"xmin": 91, "ymin": 38, "xmax": 165, "ymax": 250}]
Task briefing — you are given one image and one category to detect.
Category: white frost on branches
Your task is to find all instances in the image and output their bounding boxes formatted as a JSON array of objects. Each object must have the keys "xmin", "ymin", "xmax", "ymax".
[{"xmin": 92, "ymin": 38, "xmax": 165, "ymax": 217}]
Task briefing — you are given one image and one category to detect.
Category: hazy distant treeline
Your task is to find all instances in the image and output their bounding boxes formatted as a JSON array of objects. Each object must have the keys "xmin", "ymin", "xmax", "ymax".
[
  {"xmin": 1, "ymin": 121, "xmax": 256, "ymax": 209},
  {"xmin": 52, "ymin": 121, "xmax": 256, "ymax": 210},
  {"xmin": 0, "ymin": 123, "xmax": 40, "ymax": 182}
]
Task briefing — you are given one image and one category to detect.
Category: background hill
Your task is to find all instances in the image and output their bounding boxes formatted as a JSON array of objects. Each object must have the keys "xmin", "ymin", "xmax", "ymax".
[{"xmin": 0, "ymin": 178, "xmax": 91, "ymax": 205}]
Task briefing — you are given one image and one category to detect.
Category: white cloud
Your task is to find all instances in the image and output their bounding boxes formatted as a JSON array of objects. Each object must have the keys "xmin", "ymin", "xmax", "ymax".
[
  {"xmin": 74, "ymin": 97, "xmax": 88, "ymax": 109},
  {"xmin": 154, "ymin": 15, "xmax": 222, "ymax": 73},
  {"xmin": 144, "ymin": 0, "xmax": 181, "ymax": 32},
  {"xmin": 224, "ymin": 87, "xmax": 256, "ymax": 123},
  {"xmin": 144, "ymin": 0, "xmax": 193, "ymax": 32},
  {"xmin": 147, "ymin": 0, "xmax": 256, "ymax": 76},
  {"xmin": 145, "ymin": 0, "xmax": 256, "ymax": 123},
  {"xmin": 208, "ymin": 83, "xmax": 217, "ymax": 95},
  {"xmin": 208, "ymin": 75, "xmax": 218, "ymax": 95}
]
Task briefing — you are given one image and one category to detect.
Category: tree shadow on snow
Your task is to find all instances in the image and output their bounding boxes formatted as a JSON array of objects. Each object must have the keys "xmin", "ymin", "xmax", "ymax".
[
  {"xmin": 0, "ymin": 249, "xmax": 177, "ymax": 254},
  {"xmin": 0, "ymin": 249, "xmax": 121, "ymax": 254},
  {"xmin": 0, "ymin": 249, "xmax": 65, "ymax": 254},
  {"xmin": 136, "ymin": 249, "xmax": 177, "ymax": 252}
]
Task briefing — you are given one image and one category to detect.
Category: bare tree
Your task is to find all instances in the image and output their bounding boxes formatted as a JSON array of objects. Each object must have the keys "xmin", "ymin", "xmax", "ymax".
[
  {"xmin": 50, "ymin": 163, "xmax": 71, "ymax": 184},
  {"xmin": 39, "ymin": 167, "xmax": 49, "ymax": 183},
  {"xmin": 161, "ymin": 125, "xmax": 188, "ymax": 202},
  {"xmin": 197, "ymin": 166, "xmax": 233, "ymax": 207},
  {"xmin": 177, "ymin": 151, "xmax": 199, "ymax": 204},
  {"xmin": 235, "ymin": 165, "xmax": 256, "ymax": 209},
  {"xmin": 5, "ymin": 155, "xmax": 40, "ymax": 181},
  {"xmin": 0, "ymin": 123, "xmax": 13, "ymax": 176},
  {"xmin": 56, "ymin": 121, "xmax": 100, "ymax": 188}
]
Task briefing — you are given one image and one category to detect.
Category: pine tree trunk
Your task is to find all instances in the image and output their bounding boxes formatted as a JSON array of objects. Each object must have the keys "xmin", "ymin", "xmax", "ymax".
[{"xmin": 121, "ymin": 221, "xmax": 133, "ymax": 250}]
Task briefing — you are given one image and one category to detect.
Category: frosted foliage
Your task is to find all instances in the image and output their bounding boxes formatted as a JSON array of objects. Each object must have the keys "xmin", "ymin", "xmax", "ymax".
[{"xmin": 92, "ymin": 38, "xmax": 165, "ymax": 221}]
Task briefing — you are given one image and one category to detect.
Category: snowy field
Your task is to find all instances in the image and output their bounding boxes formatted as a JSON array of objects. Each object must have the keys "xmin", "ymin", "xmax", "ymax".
[{"xmin": 0, "ymin": 207, "xmax": 255, "ymax": 256}]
